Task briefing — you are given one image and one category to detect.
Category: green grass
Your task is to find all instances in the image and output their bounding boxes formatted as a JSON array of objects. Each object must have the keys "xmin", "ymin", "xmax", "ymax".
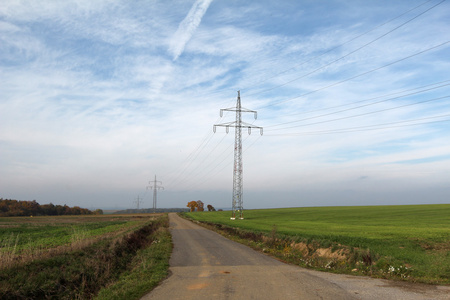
[
  {"xmin": 94, "ymin": 223, "xmax": 172, "ymax": 300},
  {"xmin": 0, "ymin": 214, "xmax": 172, "ymax": 299},
  {"xmin": 184, "ymin": 204, "xmax": 450, "ymax": 284},
  {"xmin": 0, "ymin": 215, "xmax": 144, "ymax": 253}
]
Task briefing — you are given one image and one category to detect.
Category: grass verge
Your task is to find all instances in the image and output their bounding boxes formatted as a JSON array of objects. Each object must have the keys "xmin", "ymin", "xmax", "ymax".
[{"xmin": 94, "ymin": 219, "xmax": 172, "ymax": 299}]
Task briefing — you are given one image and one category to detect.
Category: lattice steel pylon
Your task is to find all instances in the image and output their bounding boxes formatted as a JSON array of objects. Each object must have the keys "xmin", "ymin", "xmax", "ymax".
[
  {"xmin": 147, "ymin": 175, "xmax": 164, "ymax": 214},
  {"xmin": 214, "ymin": 91, "xmax": 263, "ymax": 220},
  {"xmin": 134, "ymin": 195, "xmax": 143, "ymax": 210}
]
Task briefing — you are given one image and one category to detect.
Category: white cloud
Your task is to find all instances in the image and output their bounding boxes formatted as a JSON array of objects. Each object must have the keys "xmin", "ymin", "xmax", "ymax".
[
  {"xmin": 168, "ymin": 0, "xmax": 213, "ymax": 60},
  {"xmin": 1, "ymin": 0, "xmax": 449, "ymax": 208}
]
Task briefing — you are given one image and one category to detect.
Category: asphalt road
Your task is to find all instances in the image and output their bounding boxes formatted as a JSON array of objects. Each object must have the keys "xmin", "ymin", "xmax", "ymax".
[{"xmin": 142, "ymin": 213, "xmax": 449, "ymax": 300}]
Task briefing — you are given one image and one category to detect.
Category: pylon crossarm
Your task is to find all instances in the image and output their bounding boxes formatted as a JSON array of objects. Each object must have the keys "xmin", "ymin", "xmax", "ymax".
[
  {"xmin": 220, "ymin": 108, "xmax": 237, "ymax": 116},
  {"xmin": 214, "ymin": 122, "xmax": 238, "ymax": 134},
  {"xmin": 220, "ymin": 107, "xmax": 257, "ymax": 115},
  {"xmin": 239, "ymin": 107, "xmax": 257, "ymax": 114},
  {"xmin": 249, "ymin": 126, "xmax": 263, "ymax": 135},
  {"xmin": 215, "ymin": 122, "xmax": 237, "ymax": 127},
  {"xmin": 237, "ymin": 123, "xmax": 263, "ymax": 136},
  {"xmin": 240, "ymin": 121, "xmax": 260, "ymax": 127},
  {"xmin": 215, "ymin": 122, "xmax": 260, "ymax": 129}
]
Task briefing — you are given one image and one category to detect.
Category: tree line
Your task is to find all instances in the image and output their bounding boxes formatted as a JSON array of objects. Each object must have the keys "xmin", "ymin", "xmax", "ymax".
[
  {"xmin": 187, "ymin": 200, "xmax": 219, "ymax": 212},
  {"xmin": 0, "ymin": 198, "xmax": 101, "ymax": 217}
]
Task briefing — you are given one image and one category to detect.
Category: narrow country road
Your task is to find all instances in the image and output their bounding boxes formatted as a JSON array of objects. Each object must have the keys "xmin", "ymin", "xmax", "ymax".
[{"xmin": 141, "ymin": 213, "xmax": 449, "ymax": 300}]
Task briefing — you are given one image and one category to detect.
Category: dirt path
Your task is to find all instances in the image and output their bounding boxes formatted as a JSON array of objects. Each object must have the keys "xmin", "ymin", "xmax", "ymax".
[{"xmin": 141, "ymin": 213, "xmax": 449, "ymax": 300}]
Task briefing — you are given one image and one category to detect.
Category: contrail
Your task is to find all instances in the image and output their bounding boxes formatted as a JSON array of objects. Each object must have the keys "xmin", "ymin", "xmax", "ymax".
[{"xmin": 169, "ymin": 0, "xmax": 213, "ymax": 61}]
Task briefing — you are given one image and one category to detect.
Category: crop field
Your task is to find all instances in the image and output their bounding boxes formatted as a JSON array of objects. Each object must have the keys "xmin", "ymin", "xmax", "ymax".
[
  {"xmin": 184, "ymin": 204, "xmax": 450, "ymax": 284},
  {"xmin": 0, "ymin": 214, "xmax": 152, "ymax": 266},
  {"xmin": 0, "ymin": 214, "xmax": 171, "ymax": 299}
]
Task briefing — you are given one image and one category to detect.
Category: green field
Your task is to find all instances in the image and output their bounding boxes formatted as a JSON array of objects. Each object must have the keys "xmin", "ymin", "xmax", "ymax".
[
  {"xmin": 0, "ymin": 214, "xmax": 171, "ymax": 299},
  {"xmin": 184, "ymin": 204, "xmax": 450, "ymax": 284},
  {"xmin": 0, "ymin": 215, "xmax": 145, "ymax": 258}
]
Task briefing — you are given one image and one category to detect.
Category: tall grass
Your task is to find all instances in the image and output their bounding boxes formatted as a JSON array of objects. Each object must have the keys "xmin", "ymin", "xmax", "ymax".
[
  {"xmin": 0, "ymin": 233, "xmax": 20, "ymax": 268},
  {"xmin": 0, "ymin": 216, "xmax": 145, "ymax": 269},
  {"xmin": 94, "ymin": 225, "xmax": 172, "ymax": 299},
  {"xmin": 0, "ymin": 215, "xmax": 171, "ymax": 299}
]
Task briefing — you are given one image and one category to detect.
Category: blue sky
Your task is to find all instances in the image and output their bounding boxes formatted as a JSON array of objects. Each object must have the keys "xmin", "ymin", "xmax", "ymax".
[{"xmin": 1, "ymin": 0, "xmax": 449, "ymax": 210}]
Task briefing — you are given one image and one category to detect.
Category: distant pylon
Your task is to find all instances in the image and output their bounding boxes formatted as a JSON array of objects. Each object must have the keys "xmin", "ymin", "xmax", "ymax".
[
  {"xmin": 134, "ymin": 195, "xmax": 143, "ymax": 210},
  {"xmin": 147, "ymin": 175, "xmax": 164, "ymax": 213},
  {"xmin": 214, "ymin": 91, "xmax": 262, "ymax": 220}
]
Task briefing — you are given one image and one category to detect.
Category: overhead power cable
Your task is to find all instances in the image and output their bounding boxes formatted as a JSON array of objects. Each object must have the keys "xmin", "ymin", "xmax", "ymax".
[
  {"xmin": 258, "ymin": 40, "xmax": 450, "ymax": 110},
  {"xmin": 162, "ymin": 97, "xmax": 237, "ymax": 187},
  {"xmin": 266, "ymin": 95, "xmax": 450, "ymax": 132},
  {"xmin": 265, "ymin": 114, "xmax": 450, "ymax": 136},
  {"xmin": 241, "ymin": 0, "xmax": 436, "ymax": 94},
  {"xmin": 266, "ymin": 81, "xmax": 450, "ymax": 128},
  {"xmin": 275, "ymin": 79, "xmax": 450, "ymax": 119},
  {"xmin": 163, "ymin": 131, "xmax": 215, "ymax": 189},
  {"xmin": 172, "ymin": 133, "xmax": 229, "ymax": 189},
  {"xmin": 246, "ymin": 0, "xmax": 445, "ymax": 99},
  {"xmin": 182, "ymin": 134, "xmax": 255, "ymax": 193}
]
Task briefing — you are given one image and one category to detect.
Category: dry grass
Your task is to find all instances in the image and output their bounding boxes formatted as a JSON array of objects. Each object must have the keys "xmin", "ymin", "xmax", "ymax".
[
  {"xmin": 0, "ymin": 214, "xmax": 158, "ymax": 269},
  {"xmin": 0, "ymin": 215, "xmax": 169, "ymax": 299}
]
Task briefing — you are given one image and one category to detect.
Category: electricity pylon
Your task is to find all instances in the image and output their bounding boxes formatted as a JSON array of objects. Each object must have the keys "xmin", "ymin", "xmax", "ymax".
[
  {"xmin": 214, "ymin": 91, "xmax": 262, "ymax": 220},
  {"xmin": 147, "ymin": 175, "xmax": 164, "ymax": 213},
  {"xmin": 134, "ymin": 195, "xmax": 143, "ymax": 210}
]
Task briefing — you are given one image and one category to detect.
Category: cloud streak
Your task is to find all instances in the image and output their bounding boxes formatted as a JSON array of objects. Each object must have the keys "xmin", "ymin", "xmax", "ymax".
[
  {"xmin": 1, "ymin": 1, "xmax": 449, "ymax": 209},
  {"xmin": 168, "ymin": 0, "xmax": 213, "ymax": 61}
]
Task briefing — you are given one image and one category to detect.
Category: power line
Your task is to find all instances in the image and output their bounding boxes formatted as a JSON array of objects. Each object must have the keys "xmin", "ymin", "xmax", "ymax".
[
  {"xmin": 189, "ymin": 134, "xmax": 257, "ymax": 191},
  {"xmin": 266, "ymin": 95, "xmax": 450, "ymax": 132},
  {"xmin": 162, "ymin": 99, "xmax": 237, "ymax": 189},
  {"xmin": 258, "ymin": 40, "xmax": 450, "ymax": 110},
  {"xmin": 276, "ymin": 79, "xmax": 450, "ymax": 119},
  {"xmin": 265, "ymin": 114, "xmax": 450, "ymax": 136},
  {"xmin": 245, "ymin": 0, "xmax": 445, "ymax": 98},
  {"xmin": 182, "ymin": 134, "xmax": 228, "ymax": 182},
  {"xmin": 266, "ymin": 81, "xmax": 450, "ymax": 129},
  {"xmin": 169, "ymin": 134, "xmax": 230, "ymax": 190},
  {"xmin": 164, "ymin": 132, "xmax": 215, "ymax": 189}
]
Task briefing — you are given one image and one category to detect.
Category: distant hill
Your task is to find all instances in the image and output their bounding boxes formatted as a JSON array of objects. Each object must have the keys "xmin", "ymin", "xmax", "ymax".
[{"xmin": 112, "ymin": 208, "xmax": 189, "ymax": 214}]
